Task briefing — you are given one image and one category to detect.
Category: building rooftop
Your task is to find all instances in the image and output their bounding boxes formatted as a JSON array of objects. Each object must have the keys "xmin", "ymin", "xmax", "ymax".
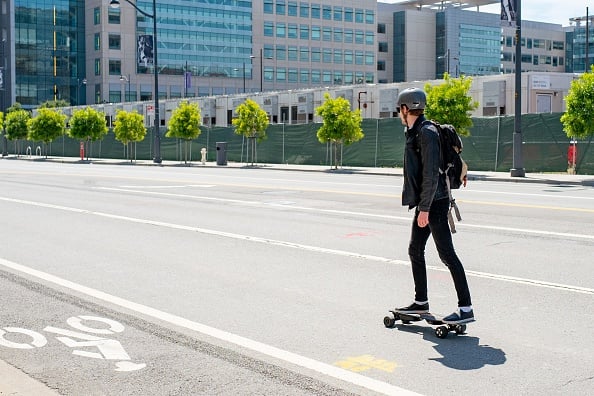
[{"xmin": 385, "ymin": 0, "xmax": 497, "ymax": 11}]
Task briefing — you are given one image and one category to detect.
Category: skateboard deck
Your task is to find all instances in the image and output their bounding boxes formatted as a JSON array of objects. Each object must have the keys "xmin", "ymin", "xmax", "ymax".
[{"xmin": 383, "ymin": 310, "xmax": 474, "ymax": 339}]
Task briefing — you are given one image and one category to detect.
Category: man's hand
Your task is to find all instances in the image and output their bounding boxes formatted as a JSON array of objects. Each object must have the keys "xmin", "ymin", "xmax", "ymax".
[{"xmin": 417, "ymin": 211, "xmax": 429, "ymax": 228}]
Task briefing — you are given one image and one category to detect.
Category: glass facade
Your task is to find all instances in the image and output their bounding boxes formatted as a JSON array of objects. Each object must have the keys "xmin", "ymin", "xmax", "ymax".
[
  {"xmin": 458, "ymin": 24, "xmax": 500, "ymax": 76},
  {"xmin": 134, "ymin": 1, "xmax": 253, "ymax": 80},
  {"xmin": 14, "ymin": 0, "xmax": 86, "ymax": 107}
]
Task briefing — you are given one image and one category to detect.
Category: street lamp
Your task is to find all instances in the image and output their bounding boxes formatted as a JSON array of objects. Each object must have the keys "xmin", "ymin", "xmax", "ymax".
[
  {"xmin": 77, "ymin": 78, "xmax": 87, "ymax": 105},
  {"xmin": 119, "ymin": 74, "xmax": 131, "ymax": 102},
  {"xmin": 255, "ymin": 49, "xmax": 273, "ymax": 92},
  {"xmin": 110, "ymin": 0, "xmax": 161, "ymax": 163}
]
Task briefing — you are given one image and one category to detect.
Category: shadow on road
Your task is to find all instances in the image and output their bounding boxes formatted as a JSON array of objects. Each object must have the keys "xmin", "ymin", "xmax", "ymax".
[{"xmin": 392, "ymin": 324, "xmax": 506, "ymax": 370}]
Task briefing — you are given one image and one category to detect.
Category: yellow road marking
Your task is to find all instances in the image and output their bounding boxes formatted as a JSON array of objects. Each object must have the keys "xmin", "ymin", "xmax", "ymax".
[{"xmin": 334, "ymin": 355, "xmax": 399, "ymax": 373}]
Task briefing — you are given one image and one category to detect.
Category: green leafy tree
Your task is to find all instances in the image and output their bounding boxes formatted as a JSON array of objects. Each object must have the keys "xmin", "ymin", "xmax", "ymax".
[
  {"xmin": 27, "ymin": 108, "xmax": 67, "ymax": 157},
  {"xmin": 424, "ymin": 73, "xmax": 478, "ymax": 136},
  {"xmin": 232, "ymin": 99, "xmax": 269, "ymax": 165},
  {"xmin": 113, "ymin": 109, "xmax": 147, "ymax": 162},
  {"xmin": 68, "ymin": 106, "xmax": 108, "ymax": 160},
  {"xmin": 315, "ymin": 92, "xmax": 364, "ymax": 169},
  {"xmin": 165, "ymin": 101, "xmax": 202, "ymax": 164},
  {"xmin": 561, "ymin": 65, "xmax": 594, "ymax": 139},
  {"xmin": 5, "ymin": 109, "xmax": 31, "ymax": 155}
]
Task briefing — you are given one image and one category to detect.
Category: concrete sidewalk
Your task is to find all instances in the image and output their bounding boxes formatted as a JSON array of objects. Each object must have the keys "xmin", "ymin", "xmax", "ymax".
[
  {"xmin": 10, "ymin": 155, "xmax": 593, "ymax": 186},
  {"xmin": 0, "ymin": 360, "xmax": 60, "ymax": 395}
]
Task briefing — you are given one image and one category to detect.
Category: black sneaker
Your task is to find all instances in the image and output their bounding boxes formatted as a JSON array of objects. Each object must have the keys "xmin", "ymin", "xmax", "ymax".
[
  {"xmin": 442, "ymin": 309, "xmax": 475, "ymax": 324},
  {"xmin": 395, "ymin": 302, "xmax": 429, "ymax": 314}
]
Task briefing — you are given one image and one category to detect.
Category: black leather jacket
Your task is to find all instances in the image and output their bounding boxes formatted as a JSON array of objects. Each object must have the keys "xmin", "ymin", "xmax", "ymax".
[{"xmin": 402, "ymin": 115, "xmax": 448, "ymax": 211}]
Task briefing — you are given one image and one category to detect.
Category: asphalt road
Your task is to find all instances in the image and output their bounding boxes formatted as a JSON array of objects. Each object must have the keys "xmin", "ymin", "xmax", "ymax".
[{"xmin": 0, "ymin": 160, "xmax": 593, "ymax": 395}]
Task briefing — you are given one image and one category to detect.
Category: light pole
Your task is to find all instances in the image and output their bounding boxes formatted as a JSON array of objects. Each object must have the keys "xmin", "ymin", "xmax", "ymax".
[
  {"xmin": 1, "ymin": 38, "xmax": 8, "ymax": 156},
  {"xmin": 119, "ymin": 74, "xmax": 131, "ymax": 102},
  {"xmin": 110, "ymin": 0, "xmax": 161, "ymax": 163},
  {"xmin": 77, "ymin": 78, "xmax": 87, "ymax": 105}
]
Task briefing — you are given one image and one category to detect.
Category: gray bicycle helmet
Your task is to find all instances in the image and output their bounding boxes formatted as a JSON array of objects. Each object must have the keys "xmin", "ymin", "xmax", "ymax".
[{"xmin": 397, "ymin": 88, "xmax": 426, "ymax": 110}]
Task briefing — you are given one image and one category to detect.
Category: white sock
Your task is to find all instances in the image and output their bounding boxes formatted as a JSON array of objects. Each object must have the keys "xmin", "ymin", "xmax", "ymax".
[
  {"xmin": 460, "ymin": 306, "xmax": 473, "ymax": 313},
  {"xmin": 414, "ymin": 300, "xmax": 428, "ymax": 305}
]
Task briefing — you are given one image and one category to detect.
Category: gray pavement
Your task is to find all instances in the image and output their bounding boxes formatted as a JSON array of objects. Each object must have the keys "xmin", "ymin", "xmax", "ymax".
[{"xmin": 1, "ymin": 155, "xmax": 592, "ymax": 395}]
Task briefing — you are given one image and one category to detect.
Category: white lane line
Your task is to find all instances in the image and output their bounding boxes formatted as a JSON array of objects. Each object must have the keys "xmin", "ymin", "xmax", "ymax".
[
  {"xmin": 118, "ymin": 185, "xmax": 215, "ymax": 189},
  {"xmin": 1, "ymin": 196, "xmax": 593, "ymax": 296},
  {"xmin": 0, "ymin": 257, "xmax": 421, "ymax": 396},
  {"xmin": 95, "ymin": 187, "xmax": 594, "ymax": 241}
]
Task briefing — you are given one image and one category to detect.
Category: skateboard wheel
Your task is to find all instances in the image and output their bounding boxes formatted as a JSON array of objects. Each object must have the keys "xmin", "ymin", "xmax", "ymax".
[
  {"xmin": 435, "ymin": 326, "xmax": 449, "ymax": 339},
  {"xmin": 383, "ymin": 316, "xmax": 396, "ymax": 328},
  {"xmin": 455, "ymin": 324, "xmax": 467, "ymax": 334}
]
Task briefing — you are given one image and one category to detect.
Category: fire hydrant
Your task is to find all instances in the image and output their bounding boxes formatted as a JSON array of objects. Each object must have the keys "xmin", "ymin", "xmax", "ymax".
[{"xmin": 200, "ymin": 147, "xmax": 207, "ymax": 165}]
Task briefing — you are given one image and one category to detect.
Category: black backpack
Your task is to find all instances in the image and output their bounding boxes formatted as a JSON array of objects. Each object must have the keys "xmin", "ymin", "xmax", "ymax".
[{"xmin": 423, "ymin": 120, "xmax": 468, "ymax": 232}]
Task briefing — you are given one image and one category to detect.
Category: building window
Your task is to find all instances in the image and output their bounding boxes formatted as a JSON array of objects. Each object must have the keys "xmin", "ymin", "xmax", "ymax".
[
  {"xmin": 377, "ymin": 60, "xmax": 386, "ymax": 70},
  {"xmin": 377, "ymin": 23, "xmax": 386, "ymax": 34},
  {"xmin": 94, "ymin": 33, "xmax": 101, "ymax": 51},
  {"xmin": 365, "ymin": 10, "xmax": 374, "ymax": 24},
  {"xmin": 276, "ymin": 23, "xmax": 286, "ymax": 37},
  {"xmin": 288, "ymin": 46, "xmax": 298, "ymax": 61},
  {"xmin": 344, "ymin": 29, "xmax": 353, "ymax": 43},
  {"xmin": 334, "ymin": 28, "xmax": 343, "ymax": 42},
  {"xmin": 94, "ymin": 7, "xmax": 101, "ymax": 25},
  {"xmin": 108, "ymin": 34, "xmax": 121, "ymax": 50},
  {"xmin": 334, "ymin": 7, "xmax": 342, "ymax": 21},
  {"xmin": 300, "ymin": 69, "xmax": 309, "ymax": 83},
  {"xmin": 311, "ymin": 69, "xmax": 321, "ymax": 83},
  {"xmin": 276, "ymin": 45, "xmax": 286, "ymax": 60},
  {"xmin": 109, "ymin": 59, "xmax": 122, "ymax": 75},
  {"xmin": 334, "ymin": 71, "xmax": 342, "ymax": 85},
  {"xmin": 288, "ymin": 1, "xmax": 298, "ymax": 16},
  {"xmin": 323, "ymin": 27, "xmax": 331, "ymax": 41},
  {"xmin": 311, "ymin": 26, "xmax": 321, "ymax": 40},
  {"xmin": 276, "ymin": 0, "xmax": 286, "ymax": 15},
  {"xmin": 322, "ymin": 70, "xmax": 332, "ymax": 84},
  {"xmin": 344, "ymin": 8, "xmax": 353, "ymax": 22},
  {"xmin": 311, "ymin": 47, "xmax": 321, "ymax": 62},
  {"xmin": 355, "ymin": 51, "xmax": 364, "ymax": 65},
  {"xmin": 365, "ymin": 51, "xmax": 374, "ymax": 65},
  {"xmin": 276, "ymin": 67, "xmax": 286, "ymax": 81},
  {"xmin": 108, "ymin": 8, "xmax": 120, "ymax": 24},
  {"xmin": 365, "ymin": 31, "xmax": 374, "ymax": 45},
  {"xmin": 553, "ymin": 41, "xmax": 564, "ymax": 50},
  {"xmin": 300, "ymin": 25, "xmax": 309, "ymax": 39},
  {"xmin": 311, "ymin": 4, "xmax": 320, "ymax": 19},
  {"xmin": 288, "ymin": 68, "xmax": 298, "ymax": 82},
  {"xmin": 323, "ymin": 5, "xmax": 331, "ymax": 20},
  {"xmin": 94, "ymin": 58, "xmax": 101, "ymax": 75},
  {"xmin": 288, "ymin": 24, "xmax": 298, "ymax": 39},
  {"xmin": 344, "ymin": 50, "xmax": 353, "ymax": 64},
  {"xmin": 264, "ymin": 0, "xmax": 273, "ymax": 13},
  {"xmin": 355, "ymin": 30, "xmax": 364, "ymax": 44},
  {"xmin": 355, "ymin": 9, "xmax": 364, "ymax": 23},
  {"xmin": 300, "ymin": 46, "xmax": 309, "ymax": 61},
  {"xmin": 300, "ymin": 2, "xmax": 309, "ymax": 18},
  {"xmin": 264, "ymin": 22, "xmax": 274, "ymax": 36},
  {"xmin": 334, "ymin": 49, "xmax": 342, "ymax": 64},
  {"xmin": 323, "ymin": 48, "xmax": 332, "ymax": 63},
  {"xmin": 378, "ymin": 42, "xmax": 388, "ymax": 52}
]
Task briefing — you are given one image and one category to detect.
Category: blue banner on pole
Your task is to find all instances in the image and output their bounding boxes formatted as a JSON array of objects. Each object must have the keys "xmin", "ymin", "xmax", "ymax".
[{"xmin": 185, "ymin": 72, "xmax": 192, "ymax": 89}]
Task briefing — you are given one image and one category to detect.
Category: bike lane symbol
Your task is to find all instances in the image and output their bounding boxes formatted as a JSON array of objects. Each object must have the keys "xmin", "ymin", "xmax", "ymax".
[{"xmin": 0, "ymin": 315, "xmax": 146, "ymax": 372}]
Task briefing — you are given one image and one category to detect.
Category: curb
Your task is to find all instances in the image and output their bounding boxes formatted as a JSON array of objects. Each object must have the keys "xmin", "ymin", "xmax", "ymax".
[{"xmin": 0, "ymin": 360, "xmax": 59, "ymax": 395}]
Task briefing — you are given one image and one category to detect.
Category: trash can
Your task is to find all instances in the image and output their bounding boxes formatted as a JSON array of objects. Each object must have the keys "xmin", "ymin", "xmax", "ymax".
[{"xmin": 216, "ymin": 142, "xmax": 227, "ymax": 165}]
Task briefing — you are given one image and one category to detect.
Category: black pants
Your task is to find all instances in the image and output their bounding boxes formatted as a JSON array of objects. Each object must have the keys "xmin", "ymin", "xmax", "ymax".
[{"xmin": 408, "ymin": 198, "xmax": 472, "ymax": 307}]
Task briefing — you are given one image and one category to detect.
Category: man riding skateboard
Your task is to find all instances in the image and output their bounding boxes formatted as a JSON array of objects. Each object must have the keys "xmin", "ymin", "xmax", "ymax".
[{"xmin": 394, "ymin": 88, "xmax": 474, "ymax": 324}]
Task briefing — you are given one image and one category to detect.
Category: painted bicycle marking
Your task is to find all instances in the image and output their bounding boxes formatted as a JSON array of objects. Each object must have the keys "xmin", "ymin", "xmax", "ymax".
[{"xmin": 0, "ymin": 315, "xmax": 145, "ymax": 372}]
